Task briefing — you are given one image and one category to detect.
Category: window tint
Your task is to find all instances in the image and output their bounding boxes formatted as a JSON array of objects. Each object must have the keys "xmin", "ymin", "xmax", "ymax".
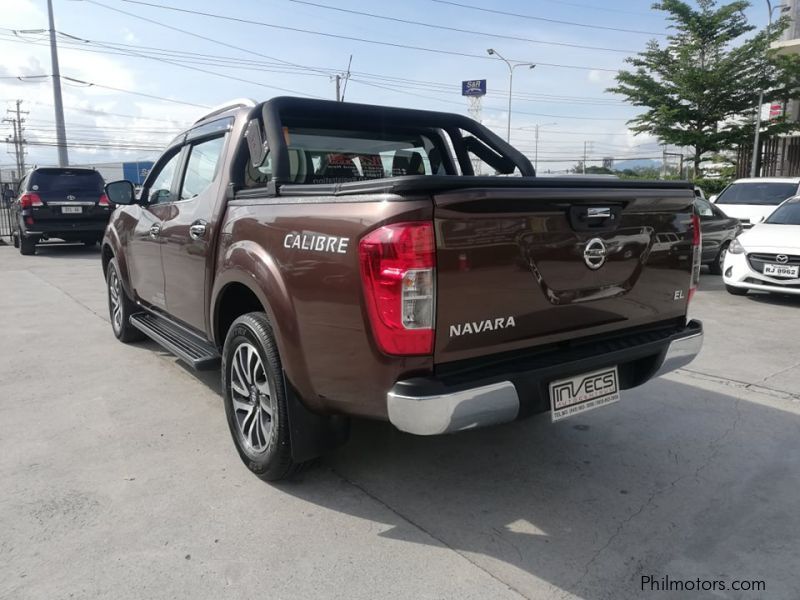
[
  {"xmin": 694, "ymin": 197, "xmax": 714, "ymax": 217},
  {"xmin": 147, "ymin": 151, "xmax": 182, "ymax": 204},
  {"xmin": 716, "ymin": 182, "xmax": 798, "ymax": 206},
  {"xmin": 28, "ymin": 169, "xmax": 104, "ymax": 193},
  {"xmin": 180, "ymin": 136, "xmax": 225, "ymax": 200}
]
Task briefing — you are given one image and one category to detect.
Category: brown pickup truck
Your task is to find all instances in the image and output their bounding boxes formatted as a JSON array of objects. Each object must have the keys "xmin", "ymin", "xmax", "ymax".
[{"xmin": 102, "ymin": 97, "xmax": 703, "ymax": 481}]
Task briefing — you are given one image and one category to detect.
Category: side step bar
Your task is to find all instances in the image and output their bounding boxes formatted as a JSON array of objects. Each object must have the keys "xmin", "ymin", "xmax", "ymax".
[{"xmin": 130, "ymin": 312, "xmax": 220, "ymax": 370}]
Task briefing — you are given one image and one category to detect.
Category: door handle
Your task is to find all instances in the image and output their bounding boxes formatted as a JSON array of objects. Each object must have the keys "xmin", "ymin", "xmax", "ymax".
[
  {"xmin": 149, "ymin": 223, "xmax": 161, "ymax": 239},
  {"xmin": 189, "ymin": 220, "xmax": 207, "ymax": 240}
]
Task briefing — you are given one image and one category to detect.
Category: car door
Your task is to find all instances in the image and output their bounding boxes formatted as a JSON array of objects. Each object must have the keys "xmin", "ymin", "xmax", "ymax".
[
  {"xmin": 694, "ymin": 196, "xmax": 724, "ymax": 263},
  {"xmin": 127, "ymin": 146, "xmax": 186, "ymax": 309},
  {"xmin": 159, "ymin": 123, "xmax": 229, "ymax": 333}
]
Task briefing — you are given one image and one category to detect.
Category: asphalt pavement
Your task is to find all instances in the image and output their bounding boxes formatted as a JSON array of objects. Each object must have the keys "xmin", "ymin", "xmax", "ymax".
[{"xmin": 1, "ymin": 242, "xmax": 799, "ymax": 600}]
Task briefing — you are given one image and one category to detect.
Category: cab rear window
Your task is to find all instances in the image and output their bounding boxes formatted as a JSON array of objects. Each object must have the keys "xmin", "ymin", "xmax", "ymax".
[{"xmin": 29, "ymin": 169, "xmax": 105, "ymax": 194}]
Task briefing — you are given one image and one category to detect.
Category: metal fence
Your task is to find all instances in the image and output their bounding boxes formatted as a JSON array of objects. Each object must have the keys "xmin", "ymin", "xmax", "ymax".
[{"xmin": 0, "ymin": 205, "xmax": 13, "ymax": 242}]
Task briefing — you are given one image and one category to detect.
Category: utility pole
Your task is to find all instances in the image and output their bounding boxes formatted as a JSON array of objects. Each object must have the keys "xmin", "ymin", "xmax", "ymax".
[
  {"xmin": 47, "ymin": 0, "xmax": 69, "ymax": 166},
  {"xmin": 4, "ymin": 100, "xmax": 28, "ymax": 176},
  {"xmin": 582, "ymin": 141, "xmax": 593, "ymax": 174},
  {"xmin": 533, "ymin": 122, "xmax": 556, "ymax": 173},
  {"xmin": 333, "ymin": 55, "xmax": 353, "ymax": 102}
]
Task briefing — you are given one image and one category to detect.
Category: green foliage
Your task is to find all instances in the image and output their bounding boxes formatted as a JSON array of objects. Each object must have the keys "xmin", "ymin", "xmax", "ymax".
[
  {"xmin": 693, "ymin": 176, "xmax": 731, "ymax": 195},
  {"xmin": 608, "ymin": 0, "xmax": 800, "ymax": 173}
]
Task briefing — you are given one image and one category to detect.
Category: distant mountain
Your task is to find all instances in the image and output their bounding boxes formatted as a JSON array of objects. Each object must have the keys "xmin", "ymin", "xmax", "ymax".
[{"xmin": 613, "ymin": 159, "xmax": 661, "ymax": 170}]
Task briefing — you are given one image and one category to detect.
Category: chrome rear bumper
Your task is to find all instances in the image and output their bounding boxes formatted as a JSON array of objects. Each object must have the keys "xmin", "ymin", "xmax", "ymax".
[{"xmin": 387, "ymin": 320, "xmax": 703, "ymax": 436}]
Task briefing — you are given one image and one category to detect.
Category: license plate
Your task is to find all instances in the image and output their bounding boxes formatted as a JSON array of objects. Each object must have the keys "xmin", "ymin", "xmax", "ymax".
[
  {"xmin": 549, "ymin": 366, "xmax": 620, "ymax": 422},
  {"xmin": 763, "ymin": 263, "xmax": 798, "ymax": 278},
  {"xmin": 61, "ymin": 206, "xmax": 82, "ymax": 214}
]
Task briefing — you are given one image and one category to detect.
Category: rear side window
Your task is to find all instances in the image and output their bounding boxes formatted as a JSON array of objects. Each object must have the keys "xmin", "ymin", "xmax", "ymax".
[
  {"xmin": 285, "ymin": 127, "xmax": 444, "ymax": 184},
  {"xmin": 716, "ymin": 182, "xmax": 798, "ymax": 206},
  {"xmin": 29, "ymin": 169, "xmax": 104, "ymax": 193}
]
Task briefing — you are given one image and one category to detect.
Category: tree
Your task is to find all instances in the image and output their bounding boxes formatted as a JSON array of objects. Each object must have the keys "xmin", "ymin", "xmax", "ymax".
[{"xmin": 609, "ymin": 0, "xmax": 800, "ymax": 174}]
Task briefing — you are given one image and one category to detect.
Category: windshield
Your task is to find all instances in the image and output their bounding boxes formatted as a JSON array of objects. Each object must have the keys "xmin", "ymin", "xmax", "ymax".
[
  {"xmin": 29, "ymin": 169, "xmax": 105, "ymax": 194},
  {"xmin": 716, "ymin": 181, "xmax": 798, "ymax": 206},
  {"xmin": 765, "ymin": 198, "xmax": 800, "ymax": 224}
]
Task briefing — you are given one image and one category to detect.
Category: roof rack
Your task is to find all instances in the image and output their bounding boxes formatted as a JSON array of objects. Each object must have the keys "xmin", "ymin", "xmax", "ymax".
[{"xmin": 193, "ymin": 98, "xmax": 257, "ymax": 125}]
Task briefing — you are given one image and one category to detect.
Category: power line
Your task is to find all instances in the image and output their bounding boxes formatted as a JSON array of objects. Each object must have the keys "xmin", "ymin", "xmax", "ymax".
[
  {"xmin": 288, "ymin": 0, "xmax": 638, "ymax": 54},
  {"xmin": 430, "ymin": 0, "xmax": 667, "ymax": 36},
  {"xmin": 88, "ymin": 0, "xmax": 621, "ymax": 73},
  {"xmin": 61, "ymin": 76, "xmax": 210, "ymax": 108}
]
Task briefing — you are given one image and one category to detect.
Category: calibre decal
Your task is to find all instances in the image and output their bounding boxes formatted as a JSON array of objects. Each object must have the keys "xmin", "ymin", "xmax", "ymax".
[{"xmin": 283, "ymin": 233, "xmax": 350, "ymax": 254}]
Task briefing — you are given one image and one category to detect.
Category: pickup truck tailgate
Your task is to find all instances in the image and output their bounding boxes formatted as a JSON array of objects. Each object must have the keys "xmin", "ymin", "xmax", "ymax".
[{"xmin": 433, "ymin": 186, "xmax": 695, "ymax": 363}]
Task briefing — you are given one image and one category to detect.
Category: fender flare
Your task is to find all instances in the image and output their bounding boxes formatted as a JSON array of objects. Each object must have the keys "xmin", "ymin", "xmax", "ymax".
[
  {"xmin": 211, "ymin": 240, "xmax": 319, "ymax": 411},
  {"xmin": 101, "ymin": 227, "xmax": 134, "ymax": 299}
]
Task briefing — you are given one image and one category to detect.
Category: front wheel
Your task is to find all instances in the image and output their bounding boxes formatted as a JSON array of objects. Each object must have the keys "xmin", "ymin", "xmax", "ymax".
[
  {"xmin": 709, "ymin": 242, "xmax": 729, "ymax": 275},
  {"xmin": 222, "ymin": 312, "xmax": 300, "ymax": 481},
  {"xmin": 726, "ymin": 284, "xmax": 748, "ymax": 296},
  {"xmin": 106, "ymin": 258, "xmax": 146, "ymax": 343}
]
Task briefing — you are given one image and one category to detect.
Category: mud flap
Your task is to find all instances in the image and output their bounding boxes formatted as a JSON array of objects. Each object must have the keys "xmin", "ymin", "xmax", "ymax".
[{"xmin": 283, "ymin": 375, "xmax": 350, "ymax": 462}]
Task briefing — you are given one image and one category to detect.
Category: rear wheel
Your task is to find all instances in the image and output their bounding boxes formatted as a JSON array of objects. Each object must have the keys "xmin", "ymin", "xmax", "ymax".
[
  {"xmin": 222, "ymin": 312, "xmax": 300, "ymax": 481},
  {"xmin": 106, "ymin": 258, "xmax": 145, "ymax": 343},
  {"xmin": 726, "ymin": 284, "xmax": 748, "ymax": 296},
  {"xmin": 709, "ymin": 242, "xmax": 729, "ymax": 275},
  {"xmin": 19, "ymin": 235, "xmax": 37, "ymax": 255}
]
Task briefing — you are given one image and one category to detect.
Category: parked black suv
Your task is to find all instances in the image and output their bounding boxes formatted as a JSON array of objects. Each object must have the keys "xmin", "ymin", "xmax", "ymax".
[{"xmin": 11, "ymin": 167, "xmax": 111, "ymax": 255}]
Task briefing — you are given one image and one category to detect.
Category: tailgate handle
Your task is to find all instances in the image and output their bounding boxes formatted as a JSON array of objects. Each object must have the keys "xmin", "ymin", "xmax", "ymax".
[{"xmin": 569, "ymin": 205, "xmax": 622, "ymax": 232}]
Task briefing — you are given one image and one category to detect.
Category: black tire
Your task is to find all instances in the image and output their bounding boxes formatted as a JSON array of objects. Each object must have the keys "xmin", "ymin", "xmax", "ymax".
[
  {"xmin": 11, "ymin": 230, "xmax": 19, "ymax": 248},
  {"xmin": 726, "ymin": 284, "xmax": 748, "ymax": 296},
  {"xmin": 222, "ymin": 312, "xmax": 300, "ymax": 481},
  {"xmin": 709, "ymin": 242, "xmax": 729, "ymax": 275},
  {"xmin": 19, "ymin": 235, "xmax": 36, "ymax": 255},
  {"xmin": 106, "ymin": 258, "xmax": 146, "ymax": 343}
]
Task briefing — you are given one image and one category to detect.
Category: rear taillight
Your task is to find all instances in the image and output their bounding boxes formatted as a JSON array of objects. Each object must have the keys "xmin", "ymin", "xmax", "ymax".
[
  {"xmin": 359, "ymin": 221, "xmax": 436, "ymax": 355},
  {"xmin": 19, "ymin": 193, "xmax": 42, "ymax": 209},
  {"xmin": 99, "ymin": 193, "xmax": 111, "ymax": 206},
  {"xmin": 689, "ymin": 212, "xmax": 702, "ymax": 303}
]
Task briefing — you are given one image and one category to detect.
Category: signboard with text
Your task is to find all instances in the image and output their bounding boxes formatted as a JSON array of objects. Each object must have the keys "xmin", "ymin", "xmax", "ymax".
[
  {"xmin": 122, "ymin": 161, "xmax": 154, "ymax": 185},
  {"xmin": 462, "ymin": 80, "xmax": 487, "ymax": 97}
]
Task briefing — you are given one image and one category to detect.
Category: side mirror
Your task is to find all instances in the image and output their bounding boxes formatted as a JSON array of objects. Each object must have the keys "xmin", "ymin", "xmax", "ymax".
[
  {"xmin": 709, "ymin": 194, "xmax": 718, "ymax": 203},
  {"xmin": 105, "ymin": 180, "xmax": 136, "ymax": 205}
]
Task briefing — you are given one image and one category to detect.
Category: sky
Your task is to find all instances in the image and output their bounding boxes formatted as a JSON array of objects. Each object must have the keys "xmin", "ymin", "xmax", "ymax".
[{"xmin": 0, "ymin": 0, "xmax": 774, "ymax": 175}]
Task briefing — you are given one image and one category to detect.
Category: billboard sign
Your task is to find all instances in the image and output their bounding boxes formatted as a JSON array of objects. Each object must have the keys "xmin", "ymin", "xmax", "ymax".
[
  {"xmin": 462, "ymin": 80, "xmax": 487, "ymax": 97},
  {"xmin": 122, "ymin": 161, "xmax": 154, "ymax": 185}
]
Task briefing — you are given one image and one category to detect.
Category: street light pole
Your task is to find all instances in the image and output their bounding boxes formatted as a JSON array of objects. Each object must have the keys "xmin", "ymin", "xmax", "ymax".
[
  {"xmin": 750, "ymin": 0, "xmax": 785, "ymax": 178},
  {"xmin": 487, "ymin": 48, "xmax": 535, "ymax": 144}
]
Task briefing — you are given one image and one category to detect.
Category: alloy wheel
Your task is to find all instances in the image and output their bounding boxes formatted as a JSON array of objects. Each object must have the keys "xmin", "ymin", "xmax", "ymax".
[
  {"xmin": 230, "ymin": 342, "xmax": 275, "ymax": 454},
  {"xmin": 109, "ymin": 268, "xmax": 123, "ymax": 333}
]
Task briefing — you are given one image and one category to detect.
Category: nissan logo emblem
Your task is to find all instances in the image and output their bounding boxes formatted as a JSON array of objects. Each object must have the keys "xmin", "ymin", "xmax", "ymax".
[
  {"xmin": 776, "ymin": 254, "xmax": 789, "ymax": 264},
  {"xmin": 584, "ymin": 238, "xmax": 607, "ymax": 270}
]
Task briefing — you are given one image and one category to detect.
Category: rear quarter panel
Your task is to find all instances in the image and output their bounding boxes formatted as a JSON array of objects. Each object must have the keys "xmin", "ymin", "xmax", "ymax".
[{"xmin": 213, "ymin": 193, "xmax": 434, "ymax": 419}]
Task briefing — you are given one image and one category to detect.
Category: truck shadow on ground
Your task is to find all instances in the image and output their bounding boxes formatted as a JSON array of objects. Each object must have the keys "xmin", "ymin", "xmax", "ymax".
[
  {"xmin": 279, "ymin": 379, "xmax": 800, "ymax": 599},
  {"xmin": 27, "ymin": 243, "xmax": 102, "ymax": 259}
]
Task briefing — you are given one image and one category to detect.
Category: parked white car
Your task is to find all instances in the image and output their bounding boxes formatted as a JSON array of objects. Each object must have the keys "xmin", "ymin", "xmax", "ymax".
[
  {"xmin": 723, "ymin": 196, "xmax": 800, "ymax": 296},
  {"xmin": 712, "ymin": 177, "xmax": 800, "ymax": 228}
]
